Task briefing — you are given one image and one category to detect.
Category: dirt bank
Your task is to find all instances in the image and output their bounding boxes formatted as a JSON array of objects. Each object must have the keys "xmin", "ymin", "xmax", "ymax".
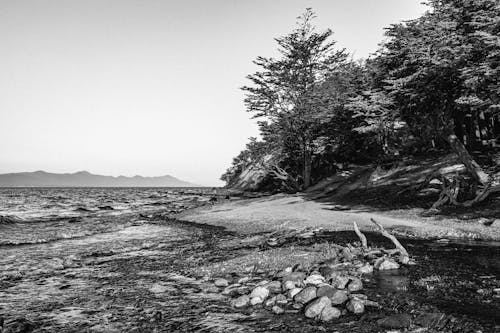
[{"xmin": 181, "ymin": 194, "xmax": 500, "ymax": 240}]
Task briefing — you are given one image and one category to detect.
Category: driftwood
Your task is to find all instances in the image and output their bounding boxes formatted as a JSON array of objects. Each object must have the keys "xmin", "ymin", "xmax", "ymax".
[
  {"xmin": 353, "ymin": 221, "xmax": 368, "ymax": 248},
  {"xmin": 370, "ymin": 218, "xmax": 409, "ymax": 257}
]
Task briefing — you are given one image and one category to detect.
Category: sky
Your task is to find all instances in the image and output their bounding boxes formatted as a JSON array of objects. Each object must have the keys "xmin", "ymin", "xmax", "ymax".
[{"xmin": 0, "ymin": 0, "xmax": 427, "ymax": 186}]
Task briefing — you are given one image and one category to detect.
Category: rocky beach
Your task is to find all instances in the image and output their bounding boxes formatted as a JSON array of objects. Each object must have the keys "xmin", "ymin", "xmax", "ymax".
[{"xmin": 0, "ymin": 189, "xmax": 499, "ymax": 332}]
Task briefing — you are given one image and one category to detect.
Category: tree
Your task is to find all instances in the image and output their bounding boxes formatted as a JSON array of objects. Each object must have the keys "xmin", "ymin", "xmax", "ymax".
[{"xmin": 242, "ymin": 8, "xmax": 348, "ymax": 189}]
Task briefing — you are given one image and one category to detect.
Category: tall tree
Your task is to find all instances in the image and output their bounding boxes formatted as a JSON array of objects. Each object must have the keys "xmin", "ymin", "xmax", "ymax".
[{"xmin": 242, "ymin": 9, "xmax": 348, "ymax": 189}]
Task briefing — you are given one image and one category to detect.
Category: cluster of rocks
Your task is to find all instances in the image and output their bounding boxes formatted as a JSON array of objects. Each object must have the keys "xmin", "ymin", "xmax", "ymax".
[{"xmin": 213, "ymin": 243, "xmax": 413, "ymax": 322}]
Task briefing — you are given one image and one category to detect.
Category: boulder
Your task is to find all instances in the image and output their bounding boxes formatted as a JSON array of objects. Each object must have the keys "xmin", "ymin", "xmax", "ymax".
[
  {"xmin": 293, "ymin": 286, "xmax": 317, "ymax": 304},
  {"xmin": 304, "ymin": 296, "xmax": 331, "ymax": 319},
  {"xmin": 320, "ymin": 304, "xmax": 341, "ymax": 322},
  {"xmin": 231, "ymin": 295, "xmax": 250, "ymax": 308}
]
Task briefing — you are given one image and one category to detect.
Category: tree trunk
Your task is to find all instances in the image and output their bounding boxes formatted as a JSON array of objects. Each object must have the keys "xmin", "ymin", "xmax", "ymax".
[
  {"xmin": 446, "ymin": 134, "xmax": 490, "ymax": 185},
  {"xmin": 303, "ymin": 149, "xmax": 312, "ymax": 189}
]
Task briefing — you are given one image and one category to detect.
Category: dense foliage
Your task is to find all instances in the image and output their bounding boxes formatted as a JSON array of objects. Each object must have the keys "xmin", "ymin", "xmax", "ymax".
[{"xmin": 222, "ymin": 1, "xmax": 500, "ymax": 192}]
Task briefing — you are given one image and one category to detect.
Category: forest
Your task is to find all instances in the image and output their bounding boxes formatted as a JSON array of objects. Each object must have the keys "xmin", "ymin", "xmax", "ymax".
[{"xmin": 222, "ymin": 0, "xmax": 500, "ymax": 209}]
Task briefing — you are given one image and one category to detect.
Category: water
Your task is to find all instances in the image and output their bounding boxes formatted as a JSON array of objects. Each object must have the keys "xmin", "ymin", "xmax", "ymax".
[{"xmin": 0, "ymin": 188, "xmax": 499, "ymax": 332}]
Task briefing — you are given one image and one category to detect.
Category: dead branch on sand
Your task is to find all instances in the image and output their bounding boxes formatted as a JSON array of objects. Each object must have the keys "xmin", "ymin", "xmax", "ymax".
[
  {"xmin": 370, "ymin": 218, "xmax": 409, "ymax": 257},
  {"xmin": 353, "ymin": 221, "xmax": 368, "ymax": 249}
]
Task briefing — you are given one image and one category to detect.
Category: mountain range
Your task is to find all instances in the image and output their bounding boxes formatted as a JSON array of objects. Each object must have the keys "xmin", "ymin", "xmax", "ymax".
[{"xmin": 0, "ymin": 171, "xmax": 198, "ymax": 187}]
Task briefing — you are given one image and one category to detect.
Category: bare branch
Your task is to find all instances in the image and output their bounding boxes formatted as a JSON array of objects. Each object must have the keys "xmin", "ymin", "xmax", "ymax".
[{"xmin": 370, "ymin": 218, "xmax": 408, "ymax": 257}]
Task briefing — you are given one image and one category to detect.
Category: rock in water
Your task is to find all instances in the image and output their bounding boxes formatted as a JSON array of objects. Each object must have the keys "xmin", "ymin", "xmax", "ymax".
[
  {"xmin": 320, "ymin": 304, "xmax": 341, "ymax": 321},
  {"xmin": 272, "ymin": 305, "xmax": 285, "ymax": 315},
  {"xmin": 347, "ymin": 278, "xmax": 363, "ymax": 292},
  {"xmin": 377, "ymin": 314, "xmax": 412, "ymax": 329},
  {"xmin": 214, "ymin": 278, "xmax": 229, "ymax": 287},
  {"xmin": 293, "ymin": 286, "xmax": 317, "ymax": 304},
  {"xmin": 330, "ymin": 290, "xmax": 349, "ymax": 305},
  {"xmin": 250, "ymin": 286, "xmax": 269, "ymax": 300},
  {"xmin": 231, "ymin": 295, "xmax": 250, "ymax": 308},
  {"xmin": 346, "ymin": 299, "xmax": 365, "ymax": 314},
  {"xmin": 374, "ymin": 257, "xmax": 400, "ymax": 270},
  {"xmin": 358, "ymin": 264, "xmax": 373, "ymax": 274},
  {"xmin": 304, "ymin": 296, "xmax": 331, "ymax": 319}
]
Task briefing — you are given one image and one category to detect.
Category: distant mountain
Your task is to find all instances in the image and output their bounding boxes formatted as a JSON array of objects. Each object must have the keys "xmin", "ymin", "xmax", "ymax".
[{"xmin": 0, "ymin": 171, "xmax": 199, "ymax": 187}]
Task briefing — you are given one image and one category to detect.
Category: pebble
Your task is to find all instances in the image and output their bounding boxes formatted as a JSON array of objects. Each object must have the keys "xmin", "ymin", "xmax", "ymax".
[
  {"xmin": 346, "ymin": 299, "xmax": 365, "ymax": 314},
  {"xmin": 320, "ymin": 303, "xmax": 341, "ymax": 321},
  {"xmin": 250, "ymin": 286, "xmax": 269, "ymax": 300},
  {"xmin": 330, "ymin": 275, "xmax": 350, "ymax": 289},
  {"xmin": 275, "ymin": 294, "xmax": 288, "ymax": 305},
  {"xmin": 293, "ymin": 286, "xmax": 317, "ymax": 304},
  {"xmin": 272, "ymin": 305, "xmax": 285, "ymax": 314},
  {"xmin": 316, "ymin": 285, "xmax": 336, "ymax": 298},
  {"xmin": 214, "ymin": 278, "xmax": 229, "ymax": 287},
  {"xmin": 264, "ymin": 296, "xmax": 276, "ymax": 307},
  {"xmin": 231, "ymin": 295, "xmax": 250, "ymax": 308},
  {"xmin": 238, "ymin": 277, "xmax": 250, "ymax": 284},
  {"xmin": 304, "ymin": 296, "xmax": 331, "ymax": 318}
]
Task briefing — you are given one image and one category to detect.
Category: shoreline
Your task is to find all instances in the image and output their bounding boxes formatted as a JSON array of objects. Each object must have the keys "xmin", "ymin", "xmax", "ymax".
[{"xmin": 180, "ymin": 193, "xmax": 500, "ymax": 241}]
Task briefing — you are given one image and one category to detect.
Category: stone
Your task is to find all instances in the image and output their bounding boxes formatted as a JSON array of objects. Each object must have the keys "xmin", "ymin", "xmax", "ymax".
[
  {"xmin": 304, "ymin": 296, "xmax": 331, "ymax": 319},
  {"xmin": 272, "ymin": 305, "xmax": 285, "ymax": 314},
  {"xmin": 346, "ymin": 299, "xmax": 365, "ymax": 314},
  {"xmin": 238, "ymin": 277, "xmax": 250, "ymax": 284},
  {"xmin": 358, "ymin": 264, "xmax": 373, "ymax": 274},
  {"xmin": 330, "ymin": 290, "xmax": 349, "ymax": 305},
  {"xmin": 282, "ymin": 272, "xmax": 305, "ymax": 284},
  {"xmin": 316, "ymin": 285, "xmax": 336, "ymax": 298},
  {"xmin": 214, "ymin": 278, "xmax": 229, "ymax": 287},
  {"xmin": 250, "ymin": 297, "xmax": 264, "ymax": 305},
  {"xmin": 347, "ymin": 278, "xmax": 363, "ymax": 292},
  {"xmin": 349, "ymin": 293, "xmax": 367, "ymax": 300},
  {"xmin": 264, "ymin": 296, "xmax": 277, "ymax": 307},
  {"xmin": 319, "ymin": 266, "xmax": 335, "ymax": 277},
  {"xmin": 374, "ymin": 257, "xmax": 400, "ymax": 270},
  {"xmin": 231, "ymin": 295, "xmax": 250, "ymax": 308},
  {"xmin": 203, "ymin": 285, "xmax": 220, "ymax": 293},
  {"xmin": 283, "ymin": 280, "xmax": 296, "ymax": 290},
  {"xmin": 257, "ymin": 280, "xmax": 269, "ymax": 286},
  {"xmin": 293, "ymin": 286, "xmax": 317, "ymax": 304},
  {"xmin": 288, "ymin": 287, "xmax": 302, "ymax": 299},
  {"xmin": 250, "ymin": 286, "xmax": 269, "ymax": 300},
  {"xmin": 330, "ymin": 275, "xmax": 350, "ymax": 289},
  {"xmin": 275, "ymin": 294, "xmax": 287, "ymax": 305},
  {"xmin": 266, "ymin": 281, "xmax": 282, "ymax": 293},
  {"xmin": 320, "ymin": 304, "xmax": 341, "ymax": 321},
  {"xmin": 377, "ymin": 314, "xmax": 412, "ymax": 329},
  {"xmin": 304, "ymin": 274, "xmax": 325, "ymax": 286}
]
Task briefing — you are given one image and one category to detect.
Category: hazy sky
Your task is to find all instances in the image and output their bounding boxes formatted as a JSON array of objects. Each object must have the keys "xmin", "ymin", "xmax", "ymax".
[{"xmin": 0, "ymin": 0, "xmax": 427, "ymax": 186}]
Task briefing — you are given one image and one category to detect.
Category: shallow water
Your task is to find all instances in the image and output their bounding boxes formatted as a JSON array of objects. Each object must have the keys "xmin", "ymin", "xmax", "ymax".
[{"xmin": 0, "ymin": 189, "xmax": 499, "ymax": 332}]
